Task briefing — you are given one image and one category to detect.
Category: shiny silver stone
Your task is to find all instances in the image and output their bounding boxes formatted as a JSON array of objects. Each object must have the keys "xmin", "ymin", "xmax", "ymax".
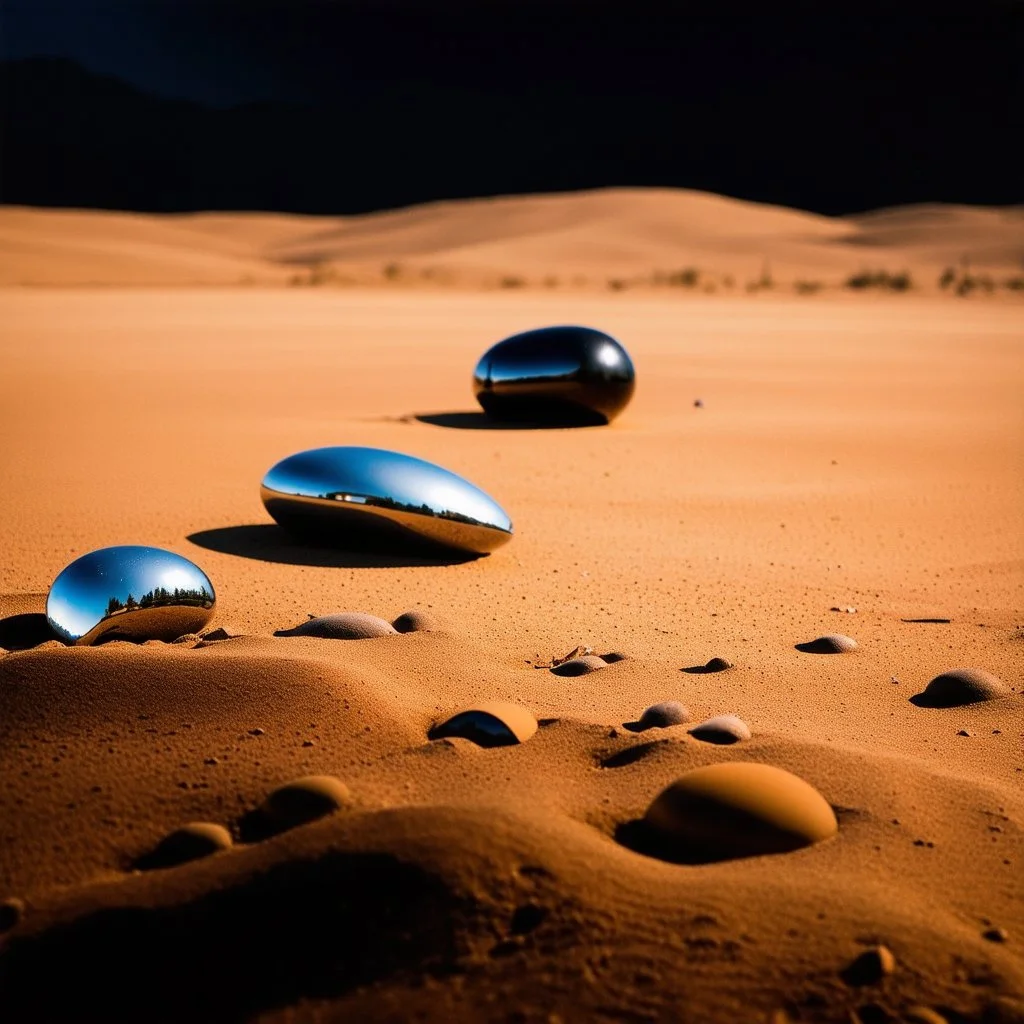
[
  {"xmin": 46, "ymin": 546, "xmax": 216, "ymax": 645},
  {"xmin": 261, "ymin": 446, "xmax": 513, "ymax": 556},
  {"xmin": 473, "ymin": 325, "xmax": 636, "ymax": 425}
]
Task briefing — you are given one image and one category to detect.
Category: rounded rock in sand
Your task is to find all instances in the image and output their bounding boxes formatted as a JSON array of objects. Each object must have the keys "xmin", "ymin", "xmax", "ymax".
[
  {"xmin": 392, "ymin": 609, "xmax": 443, "ymax": 634},
  {"xmin": 637, "ymin": 701, "xmax": 691, "ymax": 730},
  {"xmin": 796, "ymin": 633, "xmax": 857, "ymax": 654},
  {"xmin": 916, "ymin": 667, "xmax": 1010, "ymax": 707},
  {"xmin": 689, "ymin": 714, "xmax": 752, "ymax": 745},
  {"xmin": 263, "ymin": 775, "xmax": 353, "ymax": 830},
  {"xmin": 551, "ymin": 655, "xmax": 608, "ymax": 677},
  {"xmin": 276, "ymin": 613, "xmax": 398, "ymax": 640},
  {"xmin": 431, "ymin": 701, "xmax": 537, "ymax": 748},
  {"xmin": 143, "ymin": 822, "xmax": 233, "ymax": 869},
  {"xmin": 641, "ymin": 762, "xmax": 837, "ymax": 862}
]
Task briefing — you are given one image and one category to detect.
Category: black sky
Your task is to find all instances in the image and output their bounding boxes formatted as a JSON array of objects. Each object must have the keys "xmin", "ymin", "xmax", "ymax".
[{"xmin": 2, "ymin": 0, "xmax": 1021, "ymax": 215}]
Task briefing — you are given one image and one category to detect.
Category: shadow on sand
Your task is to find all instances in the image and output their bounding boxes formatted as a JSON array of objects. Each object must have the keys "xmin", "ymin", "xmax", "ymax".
[{"xmin": 187, "ymin": 524, "xmax": 480, "ymax": 568}]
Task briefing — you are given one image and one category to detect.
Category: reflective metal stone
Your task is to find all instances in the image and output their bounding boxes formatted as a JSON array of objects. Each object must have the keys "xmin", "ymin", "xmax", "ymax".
[
  {"xmin": 473, "ymin": 325, "xmax": 636, "ymax": 425},
  {"xmin": 46, "ymin": 546, "xmax": 216, "ymax": 645},
  {"xmin": 261, "ymin": 446, "xmax": 513, "ymax": 555}
]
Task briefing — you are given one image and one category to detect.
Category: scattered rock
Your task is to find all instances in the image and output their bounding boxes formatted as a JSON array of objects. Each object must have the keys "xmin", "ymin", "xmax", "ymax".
[
  {"xmin": 640, "ymin": 762, "xmax": 838, "ymax": 862},
  {"xmin": 600, "ymin": 651, "xmax": 629, "ymax": 663},
  {"xmin": 248, "ymin": 728, "xmax": 265, "ymax": 736},
  {"xmin": 275, "ymin": 613, "xmax": 398, "ymax": 640},
  {"xmin": 704, "ymin": 656, "xmax": 734, "ymax": 671},
  {"xmin": 693, "ymin": 398, "xmax": 704, "ymax": 408},
  {"xmin": 430, "ymin": 702, "xmax": 537, "ymax": 747},
  {"xmin": 551, "ymin": 655, "xmax": 607, "ymax": 676},
  {"xmin": 199, "ymin": 627, "xmax": 234, "ymax": 642},
  {"xmin": 392, "ymin": 609, "xmax": 442, "ymax": 633},
  {"xmin": 0, "ymin": 897, "xmax": 25, "ymax": 932},
  {"xmin": 957, "ymin": 729, "xmax": 973, "ymax": 737},
  {"xmin": 140, "ymin": 822, "xmax": 233, "ymax": 869},
  {"xmin": 796, "ymin": 634, "xmax": 858, "ymax": 654},
  {"xmin": 841, "ymin": 945, "xmax": 897, "ymax": 986},
  {"xmin": 637, "ymin": 701, "xmax": 691, "ymax": 730},
  {"xmin": 689, "ymin": 714, "xmax": 752, "ymax": 745},
  {"xmin": 982, "ymin": 927, "xmax": 1008, "ymax": 943},
  {"xmin": 830, "ymin": 606, "xmax": 857, "ymax": 614},
  {"xmin": 914, "ymin": 668, "xmax": 1010, "ymax": 708},
  {"xmin": 262, "ymin": 775, "xmax": 353, "ymax": 830}
]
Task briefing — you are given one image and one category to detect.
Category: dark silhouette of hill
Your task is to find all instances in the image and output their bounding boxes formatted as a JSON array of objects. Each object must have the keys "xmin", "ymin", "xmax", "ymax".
[{"xmin": 0, "ymin": 45, "xmax": 1020, "ymax": 218}]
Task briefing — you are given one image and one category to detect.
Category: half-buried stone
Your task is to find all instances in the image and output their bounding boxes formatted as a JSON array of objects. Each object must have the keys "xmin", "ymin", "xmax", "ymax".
[
  {"xmin": 275, "ymin": 613, "xmax": 397, "ymax": 640},
  {"xmin": 391, "ymin": 609, "xmax": 446, "ymax": 633},
  {"xmin": 430, "ymin": 702, "xmax": 537, "ymax": 748},
  {"xmin": 639, "ymin": 762, "xmax": 837, "ymax": 863},
  {"xmin": 140, "ymin": 822, "xmax": 233, "ymax": 870},
  {"xmin": 637, "ymin": 701, "xmax": 691, "ymax": 730},
  {"xmin": 262, "ymin": 775, "xmax": 353, "ymax": 832},
  {"xmin": 551, "ymin": 655, "xmax": 608, "ymax": 677},
  {"xmin": 914, "ymin": 667, "xmax": 1010, "ymax": 708},
  {"xmin": 796, "ymin": 633, "xmax": 857, "ymax": 654},
  {"xmin": 689, "ymin": 714, "xmax": 752, "ymax": 745}
]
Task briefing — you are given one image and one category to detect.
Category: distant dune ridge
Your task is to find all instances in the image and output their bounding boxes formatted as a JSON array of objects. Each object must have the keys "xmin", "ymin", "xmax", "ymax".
[{"xmin": 1, "ymin": 187, "xmax": 1021, "ymax": 288}]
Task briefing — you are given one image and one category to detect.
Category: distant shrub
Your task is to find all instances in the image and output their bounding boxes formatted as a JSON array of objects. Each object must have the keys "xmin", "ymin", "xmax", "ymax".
[
  {"xmin": 667, "ymin": 267, "xmax": 700, "ymax": 288},
  {"xmin": 938, "ymin": 267, "xmax": 957, "ymax": 290},
  {"xmin": 1003, "ymin": 276, "xmax": 1024, "ymax": 291},
  {"xmin": 845, "ymin": 269, "xmax": 912, "ymax": 292},
  {"xmin": 500, "ymin": 276, "xmax": 525, "ymax": 289},
  {"xmin": 793, "ymin": 280, "xmax": 823, "ymax": 295},
  {"xmin": 608, "ymin": 278, "xmax": 627, "ymax": 291}
]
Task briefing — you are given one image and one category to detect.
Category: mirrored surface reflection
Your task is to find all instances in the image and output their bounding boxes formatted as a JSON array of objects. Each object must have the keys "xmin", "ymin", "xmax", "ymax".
[
  {"xmin": 261, "ymin": 446, "xmax": 513, "ymax": 556},
  {"xmin": 46, "ymin": 546, "xmax": 216, "ymax": 645},
  {"xmin": 473, "ymin": 325, "xmax": 636, "ymax": 425}
]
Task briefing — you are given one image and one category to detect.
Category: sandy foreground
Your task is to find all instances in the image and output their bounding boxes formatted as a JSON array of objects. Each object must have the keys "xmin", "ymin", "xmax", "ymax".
[{"xmin": 0, "ymin": 274, "xmax": 1022, "ymax": 1021}]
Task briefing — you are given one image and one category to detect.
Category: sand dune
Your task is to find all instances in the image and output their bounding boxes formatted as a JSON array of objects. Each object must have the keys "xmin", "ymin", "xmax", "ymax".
[
  {"xmin": 0, "ymin": 284, "xmax": 1021, "ymax": 1021},
  {"xmin": 2, "ymin": 188, "xmax": 1022, "ymax": 287}
]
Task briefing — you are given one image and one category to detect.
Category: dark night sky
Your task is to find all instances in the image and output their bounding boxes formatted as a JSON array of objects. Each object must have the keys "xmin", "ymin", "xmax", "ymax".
[{"xmin": 1, "ymin": 0, "xmax": 1021, "ymax": 215}]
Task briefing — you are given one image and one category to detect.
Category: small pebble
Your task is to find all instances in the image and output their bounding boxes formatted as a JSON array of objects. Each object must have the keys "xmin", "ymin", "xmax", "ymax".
[
  {"xmin": 276, "ymin": 613, "xmax": 397, "ymax": 640},
  {"xmin": 842, "ymin": 944, "xmax": 896, "ymax": 986},
  {"xmin": 263, "ymin": 775, "xmax": 352, "ymax": 830},
  {"xmin": 143, "ymin": 822, "xmax": 233, "ymax": 869},
  {"xmin": 249, "ymin": 728, "xmax": 265, "ymax": 736},
  {"xmin": 199, "ymin": 627, "xmax": 233, "ymax": 642},
  {"xmin": 431, "ymin": 702, "xmax": 537, "ymax": 747},
  {"xmin": 601, "ymin": 651, "xmax": 629, "ymax": 664},
  {"xmin": 637, "ymin": 701, "xmax": 691, "ymax": 729},
  {"xmin": 797, "ymin": 633, "xmax": 857, "ymax": 654},
  {"xmin": 693, "ymin": 398, "xmax": 704, "ymax": 408},
  {"xmin": 551, "ymin": 655, "xmax": 607, "ymax": 677},
  {"xmin": 957, "ymin": 729, "xmax": 972, "ymax": 737},
  {"xmin": 392, "ymin": 609, "xmax": 442, "ymax": 633},
  {"xmin": 917, "ymin": 668, "xmax": 1009, "ymax": 708},
  {"xmin": 703, "ymin": 656, "xmax": 733, "ymax": 672},
  {"xmin": 982, "ymin": 927, "xmax": 1008, "ymax": 943},
  {"xmin": 0, "ymin": 897, "xmax": 25, "ymax": 932},
  {"xmin": 689, "ymin": 714, "xmax": 751, "ymax": 745}
]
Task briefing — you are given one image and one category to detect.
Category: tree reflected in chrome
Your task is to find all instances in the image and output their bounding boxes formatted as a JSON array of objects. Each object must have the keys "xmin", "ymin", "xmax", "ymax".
[
  {"xmin": 46, "ymin": 546, "xmax": 216, "ymax": 645},
  {"xmin": 261, "ymin": 446, "xmax": 513, "ymax": 556}
]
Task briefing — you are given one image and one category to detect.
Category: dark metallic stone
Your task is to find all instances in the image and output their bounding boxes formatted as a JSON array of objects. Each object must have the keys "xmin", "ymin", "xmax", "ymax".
[{"xmin": 473, "ymin": 325, "xmax": 635, "ymax": 425}]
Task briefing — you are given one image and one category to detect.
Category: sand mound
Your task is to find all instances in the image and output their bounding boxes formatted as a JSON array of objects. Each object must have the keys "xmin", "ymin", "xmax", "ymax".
[
  {"xmin": 637, "ymin": 762, "xmax": 838, "ymax": 863},
  {"xmin": 3, "ymin": 189, "xmax": 1021, "ymax": 287},
  {"xmin": 914, "ymin": 668, "xmax": 1011, "ymax": 708},
  {"xmin": 275, "ymin": 613, "xmax": 399, "ymax": 640}
]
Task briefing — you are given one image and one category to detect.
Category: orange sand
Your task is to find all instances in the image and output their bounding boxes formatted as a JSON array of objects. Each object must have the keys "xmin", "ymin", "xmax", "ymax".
[{"xmin": 0, "ymin": 193, "xmax": 1022, "ymax": 1022}]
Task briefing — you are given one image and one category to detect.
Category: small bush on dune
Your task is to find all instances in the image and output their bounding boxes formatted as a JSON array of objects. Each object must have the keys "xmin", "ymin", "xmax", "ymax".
[
  {"xmin": 794, "ymin": 280, "xmax": 823, "ymax": 295},
  {"xmin": 1003, "ymin": 276, "xmax": 1024, "ymax": 291},
  {"xmin": 500, "ymin": 276, "xmax": 525, "ymax": 289},
  {"xmin": 667, "ymin": 267, "xmax": 700, "ymax": 288},
  {"xmin": 845, "ymin": 269, "xmax": 912, "ymax": 292}
]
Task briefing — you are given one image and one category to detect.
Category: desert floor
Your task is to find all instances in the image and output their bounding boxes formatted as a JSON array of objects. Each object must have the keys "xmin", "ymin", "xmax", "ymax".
[{"xmin": 0, "ymin": 285, "xmax": 1021, "ymax": 1023}]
